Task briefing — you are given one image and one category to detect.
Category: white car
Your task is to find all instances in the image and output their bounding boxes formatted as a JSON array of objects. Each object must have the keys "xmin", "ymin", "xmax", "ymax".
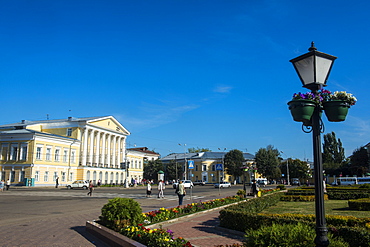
[
  {"xmin": 66, "ymin": 180, "xmax": 89, "ymax": 189},
  {"xmin": 173, "ymin": 180, "xmax": 194, "ymax": 189},
  {"xmin": 214, "ymin": 182, "xmax": 231, "ymax": 188}
]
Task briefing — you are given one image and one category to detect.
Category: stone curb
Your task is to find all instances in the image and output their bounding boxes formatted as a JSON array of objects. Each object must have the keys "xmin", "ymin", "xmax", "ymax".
[
  {"xmin": 86, "ymin": 220, "xmax": 146, "ymax": 247},
  {"xmin": 85, "ymin": 199, "xmax": 249, "ymax": 246}
]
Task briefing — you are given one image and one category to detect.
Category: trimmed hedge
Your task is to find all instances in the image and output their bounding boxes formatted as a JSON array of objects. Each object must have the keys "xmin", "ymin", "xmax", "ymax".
[
  {"xmin": 281, "ymin": 194, "xmax": 329, "ymax": 202},
  {"xmin": 348, "ymin": 198, "xmax": 370, "ymax": 211}
]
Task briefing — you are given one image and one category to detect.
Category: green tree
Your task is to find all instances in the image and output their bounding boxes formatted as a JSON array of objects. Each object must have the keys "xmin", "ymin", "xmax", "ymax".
[
  {"xmin": 224, "ymin": 149, "xmax": 244, "ymax": 181},
  {"xmin": 350, "ymin": 146, "xmax": 369, "ymax": 176},
  {"xmin": 165, "ymin": 160, "xmax": 183, "ymax": 181},
  {"xmin": 255, "ymin": 145, "xmax": 281, "ymax": 180},
  {"xmin": 322, "ymin": 132, "xmax": 345, "ymax": 164},
  {"xmin": 143, "ymin": 159, "xmax": 164, "ymax": 181},
  {"xmin": 188, "ymin": 147, "xmax": 211, "ymax": 153},
  {"xmin": 281, "ymin": 158, "xmax": 311, "ymax": 179}
]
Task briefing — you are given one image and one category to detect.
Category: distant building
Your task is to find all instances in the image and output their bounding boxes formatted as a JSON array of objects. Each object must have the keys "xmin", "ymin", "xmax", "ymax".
[
  {"xmin": 0, "ymin": 116, "xmax": 135, "ymax": 186},
  {"xmin": 161, "ymin": 151, "xmax": 255, "ymax": 183},
  {"xmin": 126, "ymin": 147, "xmax": 160, "ymax": 183}
]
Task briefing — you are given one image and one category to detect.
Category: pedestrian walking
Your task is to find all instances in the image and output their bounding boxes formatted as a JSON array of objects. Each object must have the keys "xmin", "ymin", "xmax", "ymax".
[
  {"xmin": 97, "ymin": 179, "xmax": 101, "ymax": 187},
  {"xmin": 6, "ymin": 179, "xmax": 10, "ymax": 191},
  {"xmin": 146, "ymin": 182, "xmax": 152, "ymax": 197},
  {"xmin": 251, "ymin": 180, "xmax": 259, "ymax": 198},
  {"xmin": 87, "ymin": 180, "xmax": 94, "ymax": 196},
  {"xmin": 0, "ymin": 180, "xmax": 4, "ymax": 192},
  {"xmin": 176, "ymin": 180, "xmax": 186, "ymax": 206},
  {"xmin": 55, "ymin": 177, "xmax": 59, "ymax": 188},
  {"xmin": 158, "ymin": 180, "xmax": 165, "ymax": 198}
]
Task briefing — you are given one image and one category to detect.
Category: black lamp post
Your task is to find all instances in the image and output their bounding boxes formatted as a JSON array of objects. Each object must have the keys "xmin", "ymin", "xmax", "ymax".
[{"xmin": 290, "ymin": 42, "xmax": 337, "ymax": 247}]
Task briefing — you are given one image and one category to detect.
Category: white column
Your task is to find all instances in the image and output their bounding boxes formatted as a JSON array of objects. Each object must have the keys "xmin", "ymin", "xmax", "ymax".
[
  {"xmin": 89, "ymin": 130, "xmax": 94, "ymax": 165},
  {"xmin": 106, "ymin": 134, "xmax": 111, "ymax": 167},
  {"xmin": 101, "ymin": 133, "xmax": 106, "ymax": 166},
  {"xmin": 82, "ymin": 128, "xmax": 89, "ymax": 166},
  {"xmin": 112, "ymin": 135, "xmax": 117, "ymax": 168},
  {"xmin": 117, "ymin": 137, "xmax": 121, "ymax": 168},
  {"xmin": 95, "ymin": 131, "xmax": 101, "ymax": 166}
]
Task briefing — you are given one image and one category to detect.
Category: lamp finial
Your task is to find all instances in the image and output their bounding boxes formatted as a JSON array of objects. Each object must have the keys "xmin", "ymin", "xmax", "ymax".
[{"xmin": 308, "ymin": 42, "xmax": 317, "ymax": 51}]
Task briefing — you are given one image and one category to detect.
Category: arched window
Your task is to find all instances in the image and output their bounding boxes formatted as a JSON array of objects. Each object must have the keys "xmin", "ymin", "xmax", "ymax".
[
  {"xmin": 105, "ymin": 172, "xmax": 108, "ymax": 184},
  {"xmin": 86, "ymin": 170, "xmax": 90, "ymax": 181}
]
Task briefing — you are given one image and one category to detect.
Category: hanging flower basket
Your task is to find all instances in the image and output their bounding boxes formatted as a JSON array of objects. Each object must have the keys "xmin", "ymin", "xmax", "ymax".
[
  {"xmin": 288, "ymin": 99, "xmax": 316, "ymax": 123},
  {"xmin": 323, "ymin": 100, "xmax": 350, "ymax": 122}
]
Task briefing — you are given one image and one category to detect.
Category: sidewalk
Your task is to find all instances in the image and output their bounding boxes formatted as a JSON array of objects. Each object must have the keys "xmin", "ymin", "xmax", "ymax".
[{"xmin": 151, "ymin": 208, "xmax": 245, "ymax": 247}]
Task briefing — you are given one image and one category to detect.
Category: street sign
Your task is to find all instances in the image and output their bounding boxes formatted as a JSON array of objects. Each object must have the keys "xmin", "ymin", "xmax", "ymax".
[
  {"xmin": 216, "ymin": 163, "xmax": 223, "ymax": 171},
  {"xmin": 188, "ymin": 160, "xmax": 194, "ymax": 169}
]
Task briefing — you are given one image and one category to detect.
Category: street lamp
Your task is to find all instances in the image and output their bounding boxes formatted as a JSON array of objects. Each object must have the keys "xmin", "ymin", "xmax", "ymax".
[
  {"xmin": 289, "ymin": 42, "xmax": 337, "ymax": 247},
  {"xmin": 179, "ymin": 144, "xmax": 187, "ymax": 180},
  {"xmin": 280, "ymin": 151, "xmax": 290, "ymax": 186}
]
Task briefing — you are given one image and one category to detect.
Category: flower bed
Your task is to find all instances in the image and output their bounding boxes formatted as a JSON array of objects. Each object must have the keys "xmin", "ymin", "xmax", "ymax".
[
  {"xmin": 121, "ymin": 224, "xmax": 192, "ymax": 247},
  {"xmin": 143, "ymin": 195, "xmax": 246, "ymax": 225}
]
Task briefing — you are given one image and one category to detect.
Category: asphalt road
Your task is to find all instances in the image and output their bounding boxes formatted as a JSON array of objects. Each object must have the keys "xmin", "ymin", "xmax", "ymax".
[{"xmin": 0, "ymin": 184, "xmax": 276, "ymax": 246}]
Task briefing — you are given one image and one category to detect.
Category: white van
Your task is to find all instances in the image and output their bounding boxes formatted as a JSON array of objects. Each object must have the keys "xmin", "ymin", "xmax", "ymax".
[{"xmin": 256, "ymin": 178, "xmax": 268, "ymax": 187}]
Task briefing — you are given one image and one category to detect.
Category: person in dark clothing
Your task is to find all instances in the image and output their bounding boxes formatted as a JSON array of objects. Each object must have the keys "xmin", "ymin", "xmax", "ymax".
[
  {"xmin": 251, "ymin": 180, "xmax": 259, "ymax": 198},
  {"xmin": 87, "ymin": 180, "xmax": 94, "ymax": 196}
]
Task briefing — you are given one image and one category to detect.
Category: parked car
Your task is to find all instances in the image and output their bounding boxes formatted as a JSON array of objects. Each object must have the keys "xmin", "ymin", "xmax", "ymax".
[
  {"xmin": 214, "ymin": 182, "xmax": 231, "ymax": 188},
  {"xmin": 292, "ymin": 178, "xmax": 300, "ymax": 186},
  {"xmin": 66, "ymin": 180, "xmax": 89, "ymax": 189},
  {"xmin": 173, "ymin": 180, "xmax": 194, "ymax": 189},
  {"xmin": 193, "ymin": 180, "xmax": 206, "ymax": 186},
  {"xmin": 257, "ymin": 178, "xmax": 268, "ymax": 187}
]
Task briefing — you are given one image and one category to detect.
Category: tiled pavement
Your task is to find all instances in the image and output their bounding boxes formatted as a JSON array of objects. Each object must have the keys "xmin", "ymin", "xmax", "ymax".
[{"xmin": 152, "ymin": 208, "xmax": 245, "ymax": 247}]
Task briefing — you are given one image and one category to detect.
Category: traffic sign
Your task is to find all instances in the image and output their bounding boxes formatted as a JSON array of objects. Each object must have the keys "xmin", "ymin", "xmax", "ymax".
[
  {"xmin": 188, "ymin": 160, "xmax": 194, "ymax": 169},
  {"xmin": 216, "ymin": 163, "xmax": 223, "ymax": 171}
]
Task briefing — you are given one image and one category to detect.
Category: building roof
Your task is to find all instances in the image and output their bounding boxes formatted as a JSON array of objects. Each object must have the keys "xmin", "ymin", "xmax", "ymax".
[
  {"xmin": 0, "ymin": 129, "xmax": 79, "ymax": 141},
  {"xmin": 161, "ymin": 151, "xmax": 255, "ymax": 162},
  {"xmin": 127, "ymin": 147, "xmax": 160, "ymax": 156}
]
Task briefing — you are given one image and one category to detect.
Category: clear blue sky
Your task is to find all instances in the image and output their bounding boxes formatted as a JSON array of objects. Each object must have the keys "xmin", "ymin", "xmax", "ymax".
[{"xmin": 1, "ymin": 0, "xmax": 369, "ymax": 160}]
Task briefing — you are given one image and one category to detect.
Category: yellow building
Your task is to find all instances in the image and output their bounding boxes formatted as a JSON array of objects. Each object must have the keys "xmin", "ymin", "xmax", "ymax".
[
  {"xmin": 161, "ymin": 152, "xmax": 255, "ymax": 183},
  {"xmin": 0, "ymin": 116, "xmax": 135, "ymax": 187},
  {"xmin": 126, "ymin": 147, "xmax": 160, "ymax": 184}
]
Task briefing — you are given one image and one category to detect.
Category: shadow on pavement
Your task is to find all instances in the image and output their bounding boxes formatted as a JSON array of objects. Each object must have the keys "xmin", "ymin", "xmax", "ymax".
[{"xmin": 70, "ymin": 226, "xmax": 110, "ymax": 247}]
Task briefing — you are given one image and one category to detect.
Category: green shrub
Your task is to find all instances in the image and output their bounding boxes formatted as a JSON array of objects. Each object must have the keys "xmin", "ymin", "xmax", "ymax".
[
  {"xmin": 359, "ymin": 184, "xmax": 370, "ymax": 189},
  {"xmin": 99, "ymin": 198, "xmax": 143, "ymax": 231},
  {"xmin": 281, "ymin": 194, "xmax": 329, "ymax": 202},
  {"xmin": 237, "ymin": 189, "xmax": 246, "ymax": 197},
  {"xmin": 244, "ymin": 223, "xmax": 349, "ymax": 247},
  {"xmin": 277, "ymin": 184, "xmax": 286, "ymax": 190},
  {"xmin": 335, "ymin": 226, "xmax": 370, "ymax": 247},
  {"xmin": 348, "ymin": 198, "xmax": 370, "ymax": 211}
]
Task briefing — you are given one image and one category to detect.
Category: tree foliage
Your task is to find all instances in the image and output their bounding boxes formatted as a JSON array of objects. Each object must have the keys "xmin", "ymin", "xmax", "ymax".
[
  {"xmin": 281, "ymin": 158, "xmax": 311, "ymax": 179},
  {"xmin": 188, "ymin": 147, "xmax": 211, "ymax": 153},
  {"xmin": 350, "ymin": 146, "xmax": 369, "ymax": 176},
  {"xmin": 143, "ymin": 159, "xmax": 164, "ymax": 181},
  {"xmin": 322, "ymin": 132, "xmax": 345, "ymax": 164},
  {"xmin": 255, "ymin": 145, "xmax": 281, "ymax": 180},
  {"xmin": 165, "ymin": 160, "xmax": 183, "ymax": 181},
  {"xmin": 224, "ymin": 149, "xmax": 244, "ymax": 180}
]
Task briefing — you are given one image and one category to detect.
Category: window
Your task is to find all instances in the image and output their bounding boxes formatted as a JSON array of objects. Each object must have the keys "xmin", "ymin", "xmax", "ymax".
[
  {"xmin": 35, "ymin": 171, "xmax": 40, "ymax": 182},
  {"xmin": 195, "ymin": 165, "xmax": 198, "ymax": 171},
  {"xmin": 46, "ymin": 148, "xmax": 51, "ymax": 161},
  {"xmin": 19, "ymin": 171, "xmax": 25, "ymax": 182},
  {"xmin": 10, "ymin": 171, "xmax": 15, "ymax": 182},
  {"xmin": 71, "ymin": 150, "xmax": 76, "ymax": 163},
  {"xmin": 20, "ymin": 145, "xmax": 28, "ymax": 160},
  {"xmin": 67, "ymin": 128, "xmax": 72, "ymax": 136},
  {"xmin": 212, "ymin": 165, "xmax": 216, "ymax": 171},
  {"xmin": 44, "ymin": 171, "xmax": 49, "ymax": 182},
  {"xmin": 55, "ymin": 149, "xmax": 60, "ymax": 162},
  {"xmin": 53, "ymin": 172, "xmax": 58, "ymax": 181},
  {"xmin": 10, "ymin": 145, "xmax": 18, "ymax": 160},
  {"xmin": 61, "ymin": 172, "xmax": 66, "ymax": 182},
  {"xmin": 202, "ymin": 165, "xmax": 207, "ymax": 171},
  {"xmin": 135, "ymin": 160, "xmax": 138, "ymax": 169},
  {"xmin": 36, "ymin": 147, "xmax": 42, "ymax": 160},
  {"xmin": 63, "ymin": 150, "xmax": 68, "ymax": 162},
  {"xmin": 69, "ymin": 172, "xmax": 73, "ymax": 182},
  {"xmin": 1, "ymin": 144, "xmax": 8, "ymax": 161}
]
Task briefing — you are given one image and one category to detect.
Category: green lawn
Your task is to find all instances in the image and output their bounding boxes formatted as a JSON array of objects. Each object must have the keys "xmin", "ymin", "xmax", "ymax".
[{"xmin": 262, "ymin": 200, "xmax": 370, "ymax": 218}]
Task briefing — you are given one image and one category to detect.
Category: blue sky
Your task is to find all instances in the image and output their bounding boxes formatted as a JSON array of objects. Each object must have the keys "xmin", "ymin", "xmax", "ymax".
[{"xmin": 1, "ymin": 0, "xmax": 370, "ymax": 160}]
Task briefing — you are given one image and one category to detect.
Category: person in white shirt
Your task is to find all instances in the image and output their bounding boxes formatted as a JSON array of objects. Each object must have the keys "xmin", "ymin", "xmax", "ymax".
[{"xmin": 157, "ymin": 180, "xmax": 165, "ymax": 198}]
